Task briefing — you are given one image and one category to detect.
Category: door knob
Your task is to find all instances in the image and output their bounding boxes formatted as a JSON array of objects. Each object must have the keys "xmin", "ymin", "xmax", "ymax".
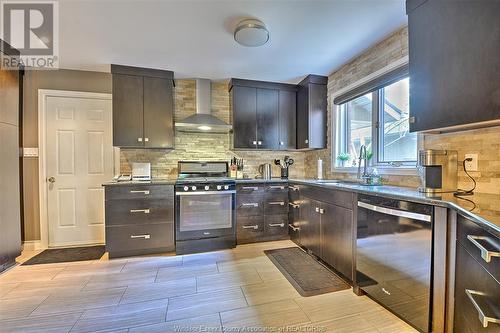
[{"xmin": 48, "ymin": 177, "xmax": 56, "ymax": 183}]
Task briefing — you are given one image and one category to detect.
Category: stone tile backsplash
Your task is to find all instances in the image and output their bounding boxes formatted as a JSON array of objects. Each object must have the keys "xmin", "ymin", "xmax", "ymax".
[{"xmin": 120, "ymin": 80, "xmax": 305, "ymax": 179}]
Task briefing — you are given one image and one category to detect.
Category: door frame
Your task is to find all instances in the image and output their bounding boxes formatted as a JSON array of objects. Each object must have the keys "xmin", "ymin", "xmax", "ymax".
[{"xmin": 38, "ymin": 89, "xmax": 112, "ymax": 248}]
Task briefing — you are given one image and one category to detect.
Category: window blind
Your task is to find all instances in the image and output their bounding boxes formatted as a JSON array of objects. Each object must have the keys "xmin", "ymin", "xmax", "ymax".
[{"xmin": 333, "ymin": 63, "xmax": 409, "ymax": 105}]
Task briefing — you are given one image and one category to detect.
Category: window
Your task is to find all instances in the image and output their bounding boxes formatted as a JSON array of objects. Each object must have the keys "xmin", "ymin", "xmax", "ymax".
[{"xmin": 334, "ymin": 77, "xmax": 417, "ymax": 168}]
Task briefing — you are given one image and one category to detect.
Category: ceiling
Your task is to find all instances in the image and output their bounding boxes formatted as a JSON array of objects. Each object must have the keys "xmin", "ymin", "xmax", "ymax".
[{"xmin": 59, "ymin": 0, "xmax": 407, "ymax": 83}]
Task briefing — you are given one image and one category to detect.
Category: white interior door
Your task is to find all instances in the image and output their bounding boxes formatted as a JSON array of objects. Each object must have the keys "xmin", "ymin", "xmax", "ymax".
[{"xmin": 45, "ymin": 95, "xmax": 112, "ymax": 247}]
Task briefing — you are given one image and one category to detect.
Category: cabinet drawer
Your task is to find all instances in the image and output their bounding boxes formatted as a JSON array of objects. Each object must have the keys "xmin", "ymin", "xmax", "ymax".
[
  {"xmin": 237, "ymin": 184, "xmax": 264, "ymax": 194},
  {"xmin": 106, "ymin": 223, "xmax": 174, "ymax": 255},
  {"xmin": 264, "ymin": 195, "xmax": 288, "ymax": 215},
  {"xmin": 457, "ymin": 215, "xmax": 499, "ymax": 281},
  {"xmin": 237, "ymin": 194, "xmax": 264, "ymax": 216},
  {"xmin": 237, "ymin": 216, "xmax": 264, "ymax": 243},
  {"xmin": 105, "ymin": 199, "xmax": 173, "ymax": 226},
  {"xmin": 265, "ymin": 215, "xmax": 288, "ymax": 238},
  {"xmin": 265, "ymin": 184, "xmax": 288, "ymax": 193},
  {"xmin": 300, "ymin": 185, "xmax": 353, "ymax": 210},
  {"xmin": 105, "ymin": 185, "xmax": 173, "ymax": 200},
  {"xmin": 454, "ymin": 243, "xmax": 500, "ymax": 332}
]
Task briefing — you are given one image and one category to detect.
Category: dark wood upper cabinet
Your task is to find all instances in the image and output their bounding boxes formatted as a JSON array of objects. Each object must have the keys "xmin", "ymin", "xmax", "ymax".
[
  {"xmin": 230, "ymin": 78, "xmax": 297, "ymax": 150},
  {"xmin": 406, "ymin": 0, "xmax": 500, "ymax": 132},
  {"xmin": 256, "ymin": 88, "xmax": 279, "ymax": 150},
  {"xmin": 231, "ymin": 85, "xmax": 258, "ymax": 149},
  {"xmin": 112, "ymin": 74, "xmax": 144, "ymax": 147},
  {"xmin": 111, "ymin": 65, "xmax": 174, "ymax": 148},
  {"xmin": 279, "ymin": 90, "xmax": 297, "ymax": 150},
  {"xmin": 297, "ymin": 75, "xmax": 327, "ymax": 149},
  {"xmin": 143, "ymin": 77, "xmax": 174, "ymax": 148}
]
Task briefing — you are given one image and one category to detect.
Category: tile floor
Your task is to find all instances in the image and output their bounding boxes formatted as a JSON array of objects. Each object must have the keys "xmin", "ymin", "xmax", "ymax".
[{"xmin": 0, "ymin": 240, "xmax": 418, "ymax": 333}]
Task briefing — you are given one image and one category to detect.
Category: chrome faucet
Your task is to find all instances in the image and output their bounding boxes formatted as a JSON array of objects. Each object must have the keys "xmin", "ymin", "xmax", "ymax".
[{"xmin": 357, "ymin": 145, "xmax": 370, "ymax": 184}]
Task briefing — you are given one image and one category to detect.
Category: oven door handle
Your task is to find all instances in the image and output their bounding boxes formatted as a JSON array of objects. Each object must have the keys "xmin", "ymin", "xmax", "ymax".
[
  {"xmin": 357, "ymin": 201, "xmax": 431, "ymax": 222},
  {"xmin": 176, "ymin": 190, "xmax": 236, "ymax": 196}
]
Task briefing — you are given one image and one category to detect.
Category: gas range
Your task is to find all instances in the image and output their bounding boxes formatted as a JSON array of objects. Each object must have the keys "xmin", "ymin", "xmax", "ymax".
[
  {"xmin": 175, "ymin": 162, "xmax": 236, "ymax": 193},
  {"xmin": 174, "ymin": 161, "xmax": 236, "ymax": 254}
]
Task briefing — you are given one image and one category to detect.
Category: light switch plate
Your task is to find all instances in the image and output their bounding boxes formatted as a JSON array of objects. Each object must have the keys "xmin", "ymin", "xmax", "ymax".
[
  {"xmin": 464, "ymin": 154, "xmax": 478, "ymax": 172},
  {"xmin": 23, "ymin": 147, "xmax": 39, "ymax": 157}
]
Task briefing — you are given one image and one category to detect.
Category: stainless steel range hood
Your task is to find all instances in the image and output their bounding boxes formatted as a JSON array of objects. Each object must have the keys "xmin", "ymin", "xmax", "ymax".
[{"xmin": 175, "ymin": 78, "xmax": 232, "ymax": 133}]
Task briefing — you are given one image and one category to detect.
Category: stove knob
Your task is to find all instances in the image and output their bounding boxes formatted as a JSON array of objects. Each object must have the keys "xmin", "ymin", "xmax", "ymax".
[
  {"xmin": 191, "ymin": 186, "xmax": 197, "ymax": 191},
  {"xmin": 224, "ymin": 185, "xmax": 229, "ymax": 190},
  {"xmin": 183, "ymin": 186, "xmax": 189, "ymax": 191},
  {"xmin": 217, "ymin": 185, "xmax": 222, "ymax": 190},
  {"xmin": 204, "ymin": 185, "xmax": 210, "ymax": 191}
]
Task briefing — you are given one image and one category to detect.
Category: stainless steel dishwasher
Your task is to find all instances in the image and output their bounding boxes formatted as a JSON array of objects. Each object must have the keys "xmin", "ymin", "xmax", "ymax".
[{"xmin": 356, "ymin": 194, "xmax": 434, "ymax": 333}]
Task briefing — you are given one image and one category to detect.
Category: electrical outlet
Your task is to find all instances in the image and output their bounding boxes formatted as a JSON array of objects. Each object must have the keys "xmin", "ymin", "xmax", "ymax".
[{"xmin": 464, "ymin": 154, "xmax": 478, "ymax": 172}]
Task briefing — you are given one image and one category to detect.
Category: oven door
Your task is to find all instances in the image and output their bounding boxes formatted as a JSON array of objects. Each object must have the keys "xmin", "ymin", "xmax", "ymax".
[
  {"xmin": 356, "ymin": 195, "xmax": 433, "ymax": 333},
  {"xmin": 176, "ymin": 190, "xmax": 235, "ymax": 240}
]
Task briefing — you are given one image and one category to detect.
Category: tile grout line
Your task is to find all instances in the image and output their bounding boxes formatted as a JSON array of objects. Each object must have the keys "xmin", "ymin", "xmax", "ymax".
[
  {"xmin": 218, "ymin": 312, "xmax": 224, "ymax": 333},
  {"xmin": 68, "ymin": 310, "xmax": 85, "ymax": 333},
  {"xmin": 239, "ymin": 286, "xmax": 249, "ymax": 307}
]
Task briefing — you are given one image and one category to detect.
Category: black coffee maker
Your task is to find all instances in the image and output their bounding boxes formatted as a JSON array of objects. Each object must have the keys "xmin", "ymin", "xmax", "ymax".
[{"xmin": 274, "ymin": 156, "xmax": 294, "ymax": 179}]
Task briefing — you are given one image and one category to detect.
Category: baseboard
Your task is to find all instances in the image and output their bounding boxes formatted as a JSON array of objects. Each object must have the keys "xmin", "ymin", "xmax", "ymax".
[{"xmin": 22, "ymin": 240, "xmax": 45, "ymax": 251}]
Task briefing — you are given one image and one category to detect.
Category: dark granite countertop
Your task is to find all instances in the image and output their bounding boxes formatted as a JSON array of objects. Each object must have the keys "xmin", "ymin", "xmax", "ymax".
[
  {"xmin": 235, "ymin": 178, "xmax": 288, "ymax": 184},
  {"xmin": 102, "ymin": 179, "xmax": 176, "ymax": 186},
  {"xmin": 289, "ymin": 179, "xmax": 500, "ymax": 236}
]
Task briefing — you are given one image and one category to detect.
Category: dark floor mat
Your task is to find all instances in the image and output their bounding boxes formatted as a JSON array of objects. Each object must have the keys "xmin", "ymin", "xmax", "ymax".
[
  {"xmin": 22, "ymin": 245, "xmax": 105, "ymax": 265},
  {"xmin": 264, "ymin": 247, "xmax": 350, "ymax": 297}
]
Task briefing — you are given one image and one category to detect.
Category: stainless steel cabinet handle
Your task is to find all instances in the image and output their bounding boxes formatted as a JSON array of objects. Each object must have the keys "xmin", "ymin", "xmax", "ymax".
[
  {"xmin": 269, "ymin": 186, "xmax": 285, "ymax": 190},
  {"xmin": 357, "ymin": 201, "xmax": 432, "ymax": 222},
  {"xmin": 315, "ymin": 207, "xmax": 320, "ymax": 213},
  {"xmin": 319, "ymin": 208, "xmax": 325, "ymax": 214},
  {"xmin": 242, "ymin": 225, "xmax": 259, "ymax": 230},
  {"xmin": 269, "ymin": 223, "xmax": 285, "ymax": 227},
  {"xmin": 289, "ymin": 224, "xmax": 300, "ymax": 231},
  {"xmin": 242, "ymin": 203, "xmax": 259, "ymax": 207},
  {"xmin": 289, "ymin": 186, "xmax": 299, "ymax": 191},
  {"xmin": 130, "ymin": 234, "xmax": 150, "ymax": 239},
  {"xmin": 242, "ymin": 186, "xmax": 259, "ymax": 191},
  {"xmin": 137, "ymin": 138, "xmax": 143, "ymax": 142},
  {"xmin": 465, "ymin": 289, "xmax": 500, "ymax": 327},
  {"xmin": 130, "ymin": 190, "xmax": 150, "ymax": 195},
  {"xmin": 258, "ymin": 141, "xmax": 262, "ymax": 145},
  {"xmin": 467, "ymin": 235, "xmax": 500, "ymax": 263},
  {"xmin": 130, "ymin": 209, "xmax": 150, "ymax": 214},
  {"xmin": 269, "ymin": 202, "xmax": 285, "ymax": 206},
  {"xmin": 289, "ymin": 202, "xmax": 299, "ymax": 209},
  {"xmin": 252, "ymin": 140, "xmax": 257, "ymax": 145}
]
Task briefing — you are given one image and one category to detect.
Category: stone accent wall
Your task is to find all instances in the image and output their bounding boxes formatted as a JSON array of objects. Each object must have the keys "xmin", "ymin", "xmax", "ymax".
[
  {"xmin": 424, "ymin": 126, "xmax": 500, "ymax": 195},
  {"xmin": 303, "ymin": 26, "xmax": 421, "ymax": 187},
  {"xmin": 304, "ymin": 25, "xmax": 500, "ymax": 192},
  {"xmin": 120, "ymin": 80, "xmax": 305, "ymax": 179}
]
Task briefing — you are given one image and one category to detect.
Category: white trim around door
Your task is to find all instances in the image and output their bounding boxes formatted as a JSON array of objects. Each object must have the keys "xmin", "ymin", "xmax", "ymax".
[{"xmin": 38, "ymin": 89, "xmax": 112, "ymax": 249}]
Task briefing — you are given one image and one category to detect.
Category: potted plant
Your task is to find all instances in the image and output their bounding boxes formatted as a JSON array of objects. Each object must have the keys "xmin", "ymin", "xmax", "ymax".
[{"xmin": 336, "ymin": 153, "xmax": 350, "ymax": 167}]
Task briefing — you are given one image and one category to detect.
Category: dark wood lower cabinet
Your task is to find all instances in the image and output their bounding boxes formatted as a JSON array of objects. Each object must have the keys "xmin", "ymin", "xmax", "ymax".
[
  {"xmin": 104, "ymin": 184, "xmax": 175, "ymax": 258},
  {"xmin": 320, "ymin": 202, "xmax": 353, "ymax": 280},
  {"xmin": 453, "ymin": 214, "xmax": 500, "ymax": 332},
  {"xmin": 236, "ymin": 183, "xmax": 289, "ymax": 244},
  {"xmin": 453, "ymin": 243, "xmax": 500, "ymax": 333},
  {"xmin": 287, "ymin": 183, "xmax": 354, "ymax": 281},
  {"xmin": 300, "ymin": 198, "xmax": 321, "ymax": 257}
]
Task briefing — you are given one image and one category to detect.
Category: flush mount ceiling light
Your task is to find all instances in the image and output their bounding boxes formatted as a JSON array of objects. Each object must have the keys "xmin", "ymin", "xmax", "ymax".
[{"xmin": 234, "ymin": 19, "xmax": 269, "ymax": 47}]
